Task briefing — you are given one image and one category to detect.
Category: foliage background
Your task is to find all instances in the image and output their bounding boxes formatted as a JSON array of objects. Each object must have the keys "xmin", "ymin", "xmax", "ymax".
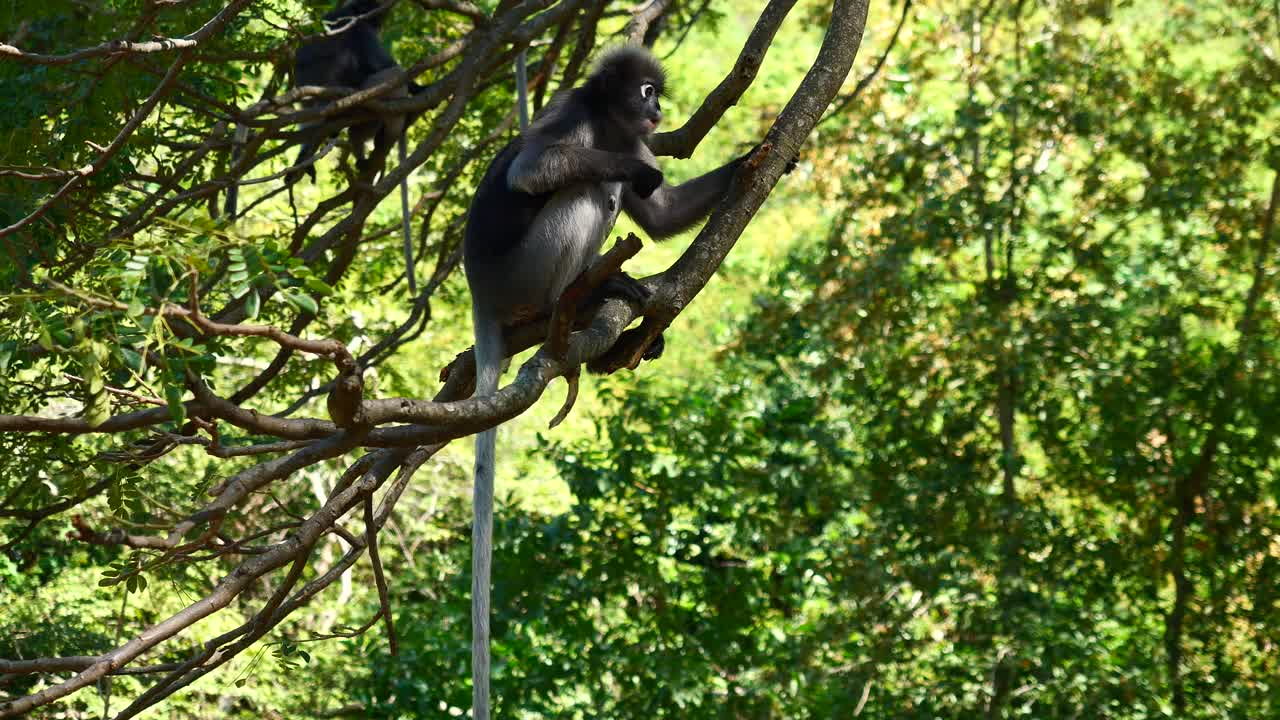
[{"xmin": 2, "ymin": 0, "xmax": 1278, "ymax": 717}]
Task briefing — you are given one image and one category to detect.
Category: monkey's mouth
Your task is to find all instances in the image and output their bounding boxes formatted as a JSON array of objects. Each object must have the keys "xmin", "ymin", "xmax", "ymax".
[{"xmin": 642, "ymin": 118, "xmax": 660, "ymax": 133}]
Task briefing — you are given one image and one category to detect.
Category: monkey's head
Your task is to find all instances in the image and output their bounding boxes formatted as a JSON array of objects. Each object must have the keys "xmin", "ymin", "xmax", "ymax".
[
  {"xmin": 586, "ymin": 46, "xmax": 666, "ymax": 138},
  {"xmin": 324, "ymin": 0, "xmax": 388, "ymax": 27}
]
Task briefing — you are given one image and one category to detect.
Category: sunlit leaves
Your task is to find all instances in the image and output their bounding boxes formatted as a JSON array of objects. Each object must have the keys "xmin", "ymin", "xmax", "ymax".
[{"xmin": 98, "ymin": 552, "xmax": 146, "ymax": 593}]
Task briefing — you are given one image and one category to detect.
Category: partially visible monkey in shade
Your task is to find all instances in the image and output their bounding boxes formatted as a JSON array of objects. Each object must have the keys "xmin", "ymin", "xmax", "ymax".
[
  {"xmin": 461, "ymin": 46, "xmax": 775, "ymax": 720},
  {"xmin": 284, "ymin": 0, "xmax": 423, "ymax": 291}
]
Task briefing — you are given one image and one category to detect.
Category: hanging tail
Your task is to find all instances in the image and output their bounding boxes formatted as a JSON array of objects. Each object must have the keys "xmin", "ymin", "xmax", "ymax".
[
  {"xmin": 398, "ymin": 134, "xmax": 416, "ymax": 295},
  {"xmin": 471, "ymin": 312, "xmax": 503, "ymax": 720},
  {"xmin": 472, "ymin": 52, "xmax": 529, "ymax": 719}
]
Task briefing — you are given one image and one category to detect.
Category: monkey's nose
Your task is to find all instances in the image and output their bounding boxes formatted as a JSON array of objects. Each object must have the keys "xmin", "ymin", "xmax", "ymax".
[{"xmin": 650, "ymin": 111, "xmax": 662, "ymax": 127}]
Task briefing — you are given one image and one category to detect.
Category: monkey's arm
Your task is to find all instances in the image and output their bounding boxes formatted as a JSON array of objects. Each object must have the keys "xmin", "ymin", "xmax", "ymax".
[
  {"xmin": 507, "ymin": 140, "xmax": 661, "ymax": 195},
  {"xmin": 622, "ymin": 156, "xmax": 742, "ymax": 239}
]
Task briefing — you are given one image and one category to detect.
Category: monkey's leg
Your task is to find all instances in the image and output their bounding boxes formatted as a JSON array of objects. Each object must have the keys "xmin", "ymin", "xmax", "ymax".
[
  {"xmin": 581, "ymin": 270, "xmax": 664, "ymax": 372},
  {"xmin": 640, "ymin": 332, "xmax": 665, "ymax": 360},
  {"xmin": 286, "ymin": 139, "xmax": 321, "ymax": 185},
  {"xmin": 350, "ymin": 134, "xmax": 372, "ymax": 174},
  {"xmin": 287, "ymin": 106, "xmax": 329, "ymax": 184},
  {"xmin": 543, "ymin": 235, "xmax": 646, "ymax": 358}
]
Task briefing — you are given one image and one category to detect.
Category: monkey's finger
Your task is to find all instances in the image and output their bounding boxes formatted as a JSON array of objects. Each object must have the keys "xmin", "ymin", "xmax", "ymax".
[
  {"xmin": 641, "ymin": 332, "xmax": 665, "ymax": 362},
  {"xmin": 595, "ymin": 272, "xmax": 650, "ymax": 305}
]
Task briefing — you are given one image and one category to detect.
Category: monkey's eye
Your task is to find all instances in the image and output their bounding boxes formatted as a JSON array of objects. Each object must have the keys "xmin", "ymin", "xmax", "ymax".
[{"xmin": 640, "ymin": 83, "xmax": 656, "ymax": 99}]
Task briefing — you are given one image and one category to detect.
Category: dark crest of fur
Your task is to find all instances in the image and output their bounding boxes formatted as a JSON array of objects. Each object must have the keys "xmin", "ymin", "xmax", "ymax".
[{"xmin": 584, "ymin": 46, "xmax": 666, "ymax": 101}]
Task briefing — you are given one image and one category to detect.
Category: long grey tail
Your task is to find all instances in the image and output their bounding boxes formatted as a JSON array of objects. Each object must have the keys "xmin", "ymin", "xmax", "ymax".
[
  {"xmin": 223, "ymin": 124, "xmax": 250, "ymax": 221},
  {"xmin": 398, "ymin": 134, "xmax": 416, "ymax": 295},
  {"xmin": 515, "ymin": 50, "xmax": 529, "ymax": 131},
  {"xmin": 471, "ymin": 312, "xmax": 503, "ymax": 720}
]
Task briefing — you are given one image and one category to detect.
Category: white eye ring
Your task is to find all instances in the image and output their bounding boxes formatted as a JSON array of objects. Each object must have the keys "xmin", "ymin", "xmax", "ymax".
[{"xmin": 640, "ymin": 83, "xmax": 655, "ymax": 99}]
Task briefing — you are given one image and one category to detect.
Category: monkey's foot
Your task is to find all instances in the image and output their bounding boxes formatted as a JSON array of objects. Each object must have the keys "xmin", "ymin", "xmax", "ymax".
[
  {"xmin": 641, "ymin": 332, "xmax": 665, "ymax": 361},
  {"xmin": 587, "ymin": 328, "xmax": 665, "ymax": 374},
  {"xmin": 592, "ymin": 271, "xmax": 650, "ymax": 306}
]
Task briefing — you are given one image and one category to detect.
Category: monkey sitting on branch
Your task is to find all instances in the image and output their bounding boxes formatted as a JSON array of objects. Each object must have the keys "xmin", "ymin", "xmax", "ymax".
[
  {"xmin": 288, "ymin": 0, "xmax": 423, "ymax": 291},
  {"xmin": 461, "ymin": 46, "xmax": 763, "ymax": 720},
  {"xmin": 288, "ymin": 0, "xmax": 422, "ymax": 180}
]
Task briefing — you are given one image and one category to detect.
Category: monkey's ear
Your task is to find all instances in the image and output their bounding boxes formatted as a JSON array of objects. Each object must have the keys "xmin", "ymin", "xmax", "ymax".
[{"xmin": 585, "ymin": 64, "xmax": 618, "ymax": 100}]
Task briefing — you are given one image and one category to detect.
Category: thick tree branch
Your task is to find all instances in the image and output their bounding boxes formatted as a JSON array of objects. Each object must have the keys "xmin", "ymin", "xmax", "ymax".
[{"xmin": 0, "ymin": 37, "xmax": 199, "ymax": 65}]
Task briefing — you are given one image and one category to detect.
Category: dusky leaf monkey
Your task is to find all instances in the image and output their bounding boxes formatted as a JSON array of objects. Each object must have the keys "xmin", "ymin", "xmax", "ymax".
[
  {"xmin": 287, "ymin": 0, "xmax": 423, "ymax": 292},
  {"xmin": 462, "ymin": 46, "xmax": 756, "ymax": 720}
]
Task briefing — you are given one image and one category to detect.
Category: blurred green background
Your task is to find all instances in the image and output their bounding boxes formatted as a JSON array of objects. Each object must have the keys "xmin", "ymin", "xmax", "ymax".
[{"xmin": 2, "ymin": 0, "xmax": 1279, "ymax": 717}]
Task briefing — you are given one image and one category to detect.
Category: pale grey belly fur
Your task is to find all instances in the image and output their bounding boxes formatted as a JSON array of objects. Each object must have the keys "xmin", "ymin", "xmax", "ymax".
[{"xmin": 469, "ymin": 181, "xmax": 622, "ymax": 325}]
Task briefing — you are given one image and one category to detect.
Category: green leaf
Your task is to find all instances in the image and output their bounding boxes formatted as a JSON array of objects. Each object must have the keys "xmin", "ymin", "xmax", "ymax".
[
  {"xmin": 120, "ymin": 346, "xmax": 143, "ymax": 372},
  {"xmin": 85, "ymin": 394, "xmax": 111, "ymax": 428},
  {"xmin": 165, "ymin": 385, "xmax": 186, "ymax": 425},
  {"xmin": 303, "ymin": 276, "xmax": 334, "ymax": 296},
  {"xmin": 245, "ymin": 290, "xmax": 260, "ymax": 319},
  {"xmin": 283, "ymin": 291, "xmax": 318, "ymax": 315}
]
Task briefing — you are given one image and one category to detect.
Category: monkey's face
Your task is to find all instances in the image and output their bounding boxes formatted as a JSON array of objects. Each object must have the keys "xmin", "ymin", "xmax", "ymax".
[
  {"xmin": 586, "ymin": 48, "xmax": 667, "ymax": 138},
  {"xmin": 612, "ymin": 78, "xmax": 663, "ymax": 138},
  {"xmin": 636, "ymin": 81, "xmax": 663, "ymax": 134}
]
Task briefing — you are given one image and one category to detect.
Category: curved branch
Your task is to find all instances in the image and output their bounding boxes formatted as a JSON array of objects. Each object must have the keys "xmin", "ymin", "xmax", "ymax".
[
  {"xmin": 0, "ymin": 445, "xmax": 416, "ymax": 718},
  {"xmin": 622, "ymin": 0, "xmax": 675, "ymax": 43},
  {"xmin": 646, "ymin": 0, "xmax": 799, "ymax": 159}
]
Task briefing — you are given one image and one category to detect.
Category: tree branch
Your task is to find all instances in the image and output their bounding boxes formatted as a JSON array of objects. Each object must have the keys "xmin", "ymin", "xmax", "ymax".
[
  {"xmin": 647, "ymin": 0, "xmax": 799, "ymax": 158},
  {"xmin": 0, "ymin": 0, "xmax": 257, "ymax": 238}
]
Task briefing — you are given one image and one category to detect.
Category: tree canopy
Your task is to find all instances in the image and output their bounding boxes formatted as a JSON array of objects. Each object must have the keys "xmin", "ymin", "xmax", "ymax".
[{"xmin": 2, "ymin": 0, "xmax": 1278, "ymax": 718}]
